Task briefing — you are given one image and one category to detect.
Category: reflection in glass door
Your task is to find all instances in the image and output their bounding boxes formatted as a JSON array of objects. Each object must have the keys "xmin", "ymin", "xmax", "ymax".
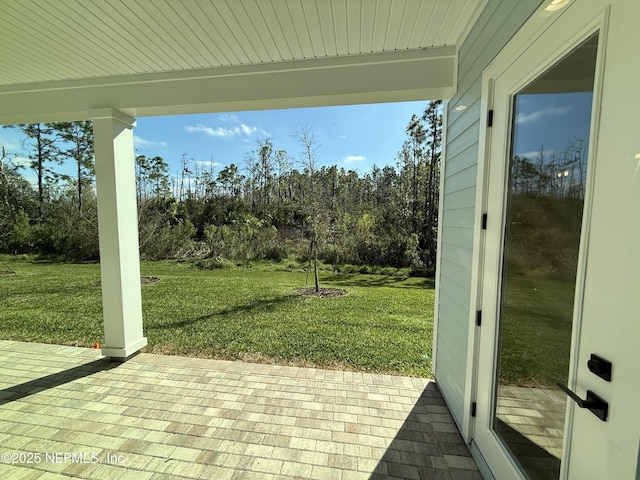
[{"xmin": 493, "ymin": 34, "xmax": 598, "ymax": 480}]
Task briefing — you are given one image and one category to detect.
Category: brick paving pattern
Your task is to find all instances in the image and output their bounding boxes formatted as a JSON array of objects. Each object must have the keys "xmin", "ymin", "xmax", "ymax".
[
  {"xmin": 495, "ymin": 386, "xmax": 566, "ymax": 480},
  {"xmin": 0, "ymin": 340, "xmax": 481, "ymax": 479}
]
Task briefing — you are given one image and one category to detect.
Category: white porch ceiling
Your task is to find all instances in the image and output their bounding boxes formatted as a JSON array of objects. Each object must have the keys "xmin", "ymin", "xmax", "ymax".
[{"xmin": 0, "ymin": 0, "xmax": 484, "ymax": 123}]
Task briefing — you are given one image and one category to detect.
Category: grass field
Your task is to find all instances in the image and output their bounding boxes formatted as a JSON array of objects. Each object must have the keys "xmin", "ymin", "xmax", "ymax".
[
  {"xmin": 0, "ymin": 256, "xmax": 435, "ymax": 377},
  {"xmin": 498, "ymin": 273, "xmax": 575, "ymax": 387}
]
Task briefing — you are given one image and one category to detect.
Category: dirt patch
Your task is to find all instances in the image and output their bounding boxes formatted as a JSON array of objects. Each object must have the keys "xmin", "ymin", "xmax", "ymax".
[{"xmin": 294, "ymin": 287, "xmax": 348, "ymax": 298}]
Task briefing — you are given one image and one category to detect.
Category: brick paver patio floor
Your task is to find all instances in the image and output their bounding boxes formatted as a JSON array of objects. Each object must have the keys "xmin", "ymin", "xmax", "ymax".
[{"xmin": 0, "ymin": 340, "xmax": 480, "ymax": 479}]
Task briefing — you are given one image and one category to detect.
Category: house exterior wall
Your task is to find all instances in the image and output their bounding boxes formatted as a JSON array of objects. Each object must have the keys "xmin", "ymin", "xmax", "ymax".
[{"xmin": 434, "ymin": 0, "xmax": 543, "ymax": 429}]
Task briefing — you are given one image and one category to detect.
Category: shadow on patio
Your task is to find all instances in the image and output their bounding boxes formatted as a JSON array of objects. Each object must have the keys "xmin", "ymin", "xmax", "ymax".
[{"xmin": 0, "ymin": 340, "xmax": 480, "ymax": 479}]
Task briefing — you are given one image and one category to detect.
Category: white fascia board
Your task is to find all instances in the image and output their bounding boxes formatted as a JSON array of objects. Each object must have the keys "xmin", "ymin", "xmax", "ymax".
[{"xmin": 0, "ymin": 47, "xmax": 456, "ymax": 125}]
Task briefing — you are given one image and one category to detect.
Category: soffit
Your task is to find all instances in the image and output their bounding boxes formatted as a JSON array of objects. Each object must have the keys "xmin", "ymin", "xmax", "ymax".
[{"xmin": 0, "ymin": 0, "xmax": 482, "ymax": 87}]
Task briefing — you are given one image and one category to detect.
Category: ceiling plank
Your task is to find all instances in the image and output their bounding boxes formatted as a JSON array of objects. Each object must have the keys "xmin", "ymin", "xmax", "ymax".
[
  {"xmin": 332, "ymin": 0, "xmax": 349, "ymax": 56},
  {"xmin": 254, "ymin": 1, "xmax": 292, "ymax": 61},
  {"xmin": 360, "ymin": 1, "xmax": 376, "ymax": 53},
  {"xmin": 420, "ymin": 0, "xmax": 452, "ymax": 47},
  {"xmin": 240, "ymin": 0, "xmax": 283, "ymax": 62},
  {"xmin": 346, "ymin": 1, "xmax": 362, "ymax": 54},
  {"xmin": 372, "ymin": 0, "xmax": 393, "ymax": 52},
  {"xmin": 390, "ymin": 0, "xmax": 423, "ymax": 50},
  {"xmin": 224, "ymin": 0, "xmax": 272, "ymax": 63},
  {"xmin": 407, "ymin": 0, "xmax": 438, "ymax": 47},
  {"xmin": 0, "ymin": 0, "xmax": 483, "ymax": 88},
  {"xmin": 316, "ymin": 1, "xmax": 338, "ymax": 56},
  {"xmin": 301, "ymin": 1, "xmax": 327, "ymax": 58},
  {"xmin": 286, "ymin": 0, "xmax": 315, "ymax": 59}
]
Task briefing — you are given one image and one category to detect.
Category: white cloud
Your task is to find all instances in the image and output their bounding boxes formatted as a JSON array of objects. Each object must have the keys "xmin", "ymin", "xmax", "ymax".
[
  {"xmin": 343, "ymin": 155, "xmax": 366, "ymax": 163},
  {"xmin": 240, "ymin": 124, "xmax": 258, "ymax": 136},
  {"xmin": 0, "ymin": 140, "xmax": 20, "ymax": 151},
  {"xmin": 134, "ymin": 135, "xmax": 167, "ymax": 148},
  {"xmin": 185, "ymin": 124, "xmax": 236, "ymax": 137},
  {"xmin": 195, "ymin": 160, "xmax": 222, "ymax": 168},
  {"xmin": 185, "ymin": 123, "xmax": 268, "ymax": 139},
  {"xmin": 218, "ymin": 113, "xmax": 239, "ymax": 123},
  {"xmin": 516, "ymin": 106, "xmax": 570, "ymax": 124},
  {"xmin": 11, "ymin": 156, "xmax": 32, "ymax": 168},
  {"xmin": 518, "ymin": 151, "xmax": 540, "ymax": 159},
  {"xmin": 339, "ymin": 135, "xmax": 347, "ymax": 139},
  {"xmin": 517, "ymin": 149, "xmax": 560, "ymax": 160}
]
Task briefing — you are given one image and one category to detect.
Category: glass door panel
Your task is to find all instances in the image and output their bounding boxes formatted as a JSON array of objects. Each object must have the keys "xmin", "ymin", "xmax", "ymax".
[{"xmin": 493, "ymin": 34, "xmax": 598, "ymax": 480}]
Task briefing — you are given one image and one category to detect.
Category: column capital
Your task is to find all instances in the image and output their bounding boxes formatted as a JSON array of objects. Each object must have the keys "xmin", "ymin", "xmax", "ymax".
[{"xmin": 90, "ymin": 108, "xmax": 136, "ymax": 128}]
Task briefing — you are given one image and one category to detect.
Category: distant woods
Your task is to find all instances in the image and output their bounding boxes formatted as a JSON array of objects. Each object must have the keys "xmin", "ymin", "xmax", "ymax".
[
  {"xmin": 1, "ymin": 102, "xmax": 443, "ymax": 272},
  {"xmin": 507, "ymin": 140, "xmax": 590, "ymax": 279}
]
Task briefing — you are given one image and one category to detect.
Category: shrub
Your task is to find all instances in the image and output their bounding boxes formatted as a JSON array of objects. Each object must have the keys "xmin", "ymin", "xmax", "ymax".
[{"xmin": 194, "ymin": 257, "xmax": 234, "ymax": 270}]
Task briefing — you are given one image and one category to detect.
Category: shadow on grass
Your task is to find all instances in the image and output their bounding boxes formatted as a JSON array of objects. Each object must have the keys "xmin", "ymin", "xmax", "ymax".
[
  {"xmin": 0, "ymin": 358, "xmax": 121, "ymax": 406},
  {"xmin": 6, "ymin": 285, "xmax": 100, "ymax": 298},
  {"xmin": 323, "ymin": 274, "xmax": 435, "ymax": 290},
  {"xmin": 369, "ymin": 382, "xmax": 480, "ymax": 479},
  {"xmin": 26, "ymin": 255, "xmax": 99, "ymax": 265},
  {"xmin": 145, "ymin": 294, "xmax": 298, "ymax": 331}
]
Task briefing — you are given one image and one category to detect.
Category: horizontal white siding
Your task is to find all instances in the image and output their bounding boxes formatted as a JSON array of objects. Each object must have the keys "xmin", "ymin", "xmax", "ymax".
[{"xmin": 435, "ymin": 0, "xmax": 543, "ymax": 428}]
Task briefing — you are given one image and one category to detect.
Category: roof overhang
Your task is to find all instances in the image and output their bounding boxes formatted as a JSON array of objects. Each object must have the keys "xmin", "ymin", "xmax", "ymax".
[
  {"xmin": 0, "ymin": 0, "xmax": 485, "ymax": 124},
  {"xmin": 0, "ymin": 46, "xmax": 455, "ymax": 124}
]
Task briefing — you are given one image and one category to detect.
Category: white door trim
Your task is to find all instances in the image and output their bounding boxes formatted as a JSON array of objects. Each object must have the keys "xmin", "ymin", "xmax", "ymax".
[{"xmin": 467, "ymin": 0, "xmax": 611, "ymax": 478}]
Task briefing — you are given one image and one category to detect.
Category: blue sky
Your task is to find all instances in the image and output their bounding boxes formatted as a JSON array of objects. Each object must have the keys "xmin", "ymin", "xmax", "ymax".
[
  {"xmin": 1, "ymin": 94, "xmax": 593, "ymax": 185},
  {"xmin": 132, "ymin": 101, "xmax": 427, "ymax": 178},
  {"xmin": 0, "ymin": 101, "xmax": 426, "ymax": 184},
  {"xmin": 513, "ymin": 91, "xmax": 592, "ymax": 160}
]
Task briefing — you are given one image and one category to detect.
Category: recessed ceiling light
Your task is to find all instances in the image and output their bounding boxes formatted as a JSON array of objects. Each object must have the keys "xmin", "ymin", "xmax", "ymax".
[
  {"xmin": 455, "ymin": 105, "xmax": 467, "ymax": 111},
  {"xmin": 544, "ymin": 0, "xmax": 571, "ymax": 12}
]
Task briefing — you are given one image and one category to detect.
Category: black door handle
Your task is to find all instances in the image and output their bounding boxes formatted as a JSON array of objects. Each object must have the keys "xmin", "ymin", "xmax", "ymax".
[{"xmin": 557, "ymin": 383, "xmax": 608, "ymax": 421}]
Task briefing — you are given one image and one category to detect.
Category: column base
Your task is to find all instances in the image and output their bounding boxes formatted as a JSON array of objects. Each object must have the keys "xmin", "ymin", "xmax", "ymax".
[{"xmin": 101, "ymin": 337, "xmax": 148, "ymax": 360}]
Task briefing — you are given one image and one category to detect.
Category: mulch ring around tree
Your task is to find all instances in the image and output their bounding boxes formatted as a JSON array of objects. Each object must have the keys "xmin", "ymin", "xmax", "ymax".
[
  {"xmin": 93, "ymin": 276, "xmax": 160, "ymax": 287},
  {"xmin": 294, "ymin": 287, "xmax": 348, "ymax": 298}
]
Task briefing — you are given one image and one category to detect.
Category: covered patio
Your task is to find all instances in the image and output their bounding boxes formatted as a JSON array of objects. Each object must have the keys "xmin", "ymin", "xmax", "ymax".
[
  {"xmin": 9, "ymin": 1, "xmax": 639, "ymax": 478},
  {"xmin": 0, "ymin": 340, "xmax": 480, "ymax": 479},
  {"xmin": 1, "ymin": 3, "xmax": 485, "ymax": 476}
]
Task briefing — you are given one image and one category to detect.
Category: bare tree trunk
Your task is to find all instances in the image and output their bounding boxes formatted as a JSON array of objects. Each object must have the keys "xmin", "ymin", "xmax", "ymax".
[
  {"xmin": 77, "ymin": 142, "xmax": 83, "ymax": 216},
  {"xmin": 36, "ymin": 125, "xmax": 44, "ymax": 218},
  {"xmin": 313, "ymin": 236, "xmax": 320, "ymax": 293},
  {"xmin": 0, "ymin": 146, "xmax": 10, "ymax": 211}
]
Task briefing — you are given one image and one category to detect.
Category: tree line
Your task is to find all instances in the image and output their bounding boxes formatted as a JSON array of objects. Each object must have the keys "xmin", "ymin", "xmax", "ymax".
[
  {"xmin": 0, "ymin": 101, "xmax": 443, "ymax": 274},
  {"xmin": 507, "ymin": 139, "xmax": 589, "ymax": 280}
]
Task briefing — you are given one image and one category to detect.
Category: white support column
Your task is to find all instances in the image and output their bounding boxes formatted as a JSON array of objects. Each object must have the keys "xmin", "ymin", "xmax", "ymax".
[{"xmin": 92, "ymin": 109, "xmax": 147, "ymax": 359}]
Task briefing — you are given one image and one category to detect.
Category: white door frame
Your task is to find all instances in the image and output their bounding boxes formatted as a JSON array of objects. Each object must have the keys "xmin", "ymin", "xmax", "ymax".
[{"xmin": 466, "ymin": 0, "xmax": 611, "ymax": 478}]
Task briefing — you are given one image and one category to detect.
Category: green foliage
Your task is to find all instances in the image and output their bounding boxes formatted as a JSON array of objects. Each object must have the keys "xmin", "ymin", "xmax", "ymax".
[
  {"xmin": 3, "ymin": 199, "xmax": 99, "ymax": 261},
  {"xmin": 141, "ymin": 219, "xmax": 197, "ymax": 260},
  {"xmin": 1, "ymin": 103, "xmax": 444, "ymax": 268},
  {"xmin": 506, "ymin": 195, "xmax": 583, "ymax": 280},
  {"xmin": 193, "ymin": 256, "xmax": 235, "ymax": 270},
  {"xmin": 204, "ymin": 215, "xmax": 284, "ymax": 261},
  {"xmin": 6, "ymin": 210, "xmax": 32, "ymax": 252}
]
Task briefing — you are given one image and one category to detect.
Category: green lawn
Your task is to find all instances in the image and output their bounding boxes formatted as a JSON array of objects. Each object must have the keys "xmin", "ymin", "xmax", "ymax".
[
  {"xmin": 0, "ymin": 256, "xmax": 435, "ymax": 377},
  {"xmin": 498, "ymin": 274, "xmax": 575, "ymax": 387}
]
